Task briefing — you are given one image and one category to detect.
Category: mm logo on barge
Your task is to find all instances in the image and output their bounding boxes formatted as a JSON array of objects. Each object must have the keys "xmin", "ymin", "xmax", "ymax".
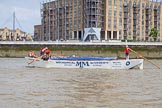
[{"xmin": 76, "ymin": 61, "xmax": 89, "ymax": 68}]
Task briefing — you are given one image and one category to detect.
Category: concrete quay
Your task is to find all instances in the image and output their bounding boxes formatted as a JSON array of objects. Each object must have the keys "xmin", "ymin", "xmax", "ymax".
[{"xmin": 0, "ymin": 41, "xmax": 162, "ymax": 58}]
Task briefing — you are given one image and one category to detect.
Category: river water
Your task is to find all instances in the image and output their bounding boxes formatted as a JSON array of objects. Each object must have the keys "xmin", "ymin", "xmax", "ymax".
[{"xmin": 0, "ymin": 58, "xmax": 162, "ymax": 108}]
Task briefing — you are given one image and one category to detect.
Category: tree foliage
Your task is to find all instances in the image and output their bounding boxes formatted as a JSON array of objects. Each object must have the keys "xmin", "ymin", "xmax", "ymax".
[{"xmin": 149, "ymin": 28, "xmax": 158, "ymax": 38}]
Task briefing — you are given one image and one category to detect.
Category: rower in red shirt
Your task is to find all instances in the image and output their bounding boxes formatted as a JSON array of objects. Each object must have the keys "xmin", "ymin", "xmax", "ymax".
[
  {"xmin": 125, "ymin": 45, "xmax": 130, "ymax": 60},
  {"xmin": 41, "ymin": 49, "xmax": 51, "ymax": 60}
]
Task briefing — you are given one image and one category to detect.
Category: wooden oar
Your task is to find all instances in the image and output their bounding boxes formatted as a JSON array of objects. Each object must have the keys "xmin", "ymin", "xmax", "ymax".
[
  {"xmin": 129, "ymin": 48, "xmax": 160, "ymax": 69},
  {"xmin": 28, "ymin": 56, "xmax": 42, "ymax": 65}
]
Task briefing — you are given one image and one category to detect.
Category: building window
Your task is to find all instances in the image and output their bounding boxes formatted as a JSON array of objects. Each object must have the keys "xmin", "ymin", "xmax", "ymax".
[
  {"xmin": 120, "ymin": 7, "xmax": 122, "ymax": 11},
  {"xmin": 114, "ymin": 24, "xmax": 116, "ymax": 29},
  {"xmin": 108, "ymin": 18, "xmax": 111, "ymax": 22},
  {"xmin": 108, "ymin": 6, "xmax": 112, "ymax": 10},
  {"xmin": 142, "ymin": 10, "xmax": 144, "ymax": 14},
  {"xmin": 120, "ymin": 18, "xmax": 122, "ymax": 23},
  {"xmin": 120, "ymin": 1, "xmax": 123, "ymax": 6},
  {"xmin": 119, "ymin": 12, "xmax": 122, "ymax": 16},
  {"xmin": 129, "ymin": 31, "xmax": 131, "ymax": 35},
  {"xmin": 108, "ymin": 0, "xmax": 112, "ymax": 4},
  {"xmin": 119, "ymin": 26, "xmax": 122, "ymax": 30},
  {"xmin": 129, "ymin": 25, "xmax": 131, "ymax": 29},
  {"xmin": 108, "ymin": 11, "xmax": 112, "ymax": 16},
  {"xmin": 114, "ymin": 17, "xmax": 117, "ymax": 22},
  {"xmin": 114, "ymin": 12, "xmax": 116, "ymax": 17},
  {"xmin": 114, "ymin": 0, "xmax": 117, "ymax": 5},
  {"xmin": 108, "ymin": 23, "xmax": 111, "ymax": 28},
  {"xmin": 114, "ymin": 6, "xmax": 117, "ymax": 10},
  {"xmin": 142, "ymin": 3, "xmax": 145, "ymax": 8}
]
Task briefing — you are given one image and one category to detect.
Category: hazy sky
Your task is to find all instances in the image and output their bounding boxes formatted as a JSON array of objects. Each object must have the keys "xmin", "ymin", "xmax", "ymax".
[{"xmin": 0, "ymin": 0, "xmax": 43, "ymax": 34}]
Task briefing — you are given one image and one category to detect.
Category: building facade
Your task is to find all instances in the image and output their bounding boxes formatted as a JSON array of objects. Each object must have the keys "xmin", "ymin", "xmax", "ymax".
[
  {"xmin": 34, "ymin": 25, "xmax": 43, "ymax": 41},
  {"xmin": 40, "ymin": 0, "xmax": 162, "ymax": 42},
  {"xmin": 0, "ymin": 27, "xmax": 32, "ymax": 41}
]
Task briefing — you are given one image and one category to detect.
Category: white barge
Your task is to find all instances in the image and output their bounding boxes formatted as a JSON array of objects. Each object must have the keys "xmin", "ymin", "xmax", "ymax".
[{"xmin": 26, "ymin": 56, "xmax": 144, "ymax": 69}]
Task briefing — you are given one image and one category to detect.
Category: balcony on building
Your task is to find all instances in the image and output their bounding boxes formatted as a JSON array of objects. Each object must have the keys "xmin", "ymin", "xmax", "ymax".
[
  {"xmin": 145, "ymin": 33, "xmax": 149, "ymax": 36},
  {"xmin": 124, "ymin": 33, "xmax": 127, "ymax": 39},
  {"xmin": 133, "ymin": 15, "xmax": 138, "ymax": 20},
  {"xmin": 154, "ymin": 14, "xmax": 158, "ymax": 17},
  {"xmin": 124, "ymin": 14, "xmax": 128, "ymax": 18},
  {"xmin": 133, "ymin": 3, "xmax": 140, "ymax": 8},
  {"xmin": 145, "ymin": 22, "xmax": 149, "ymax": 26},
  {"xmin": 154, "ymin": 24, "xmax": 157, "ymax": 28},
  {"xmin": 154, "ymin": 11, "xmax": 158, "ymax": 16},
  {"xmin": 90, "ymin": 0, "xmax": 101, "ymax": 2},
  {"xmin": 146, "ymin": 5, "xmax": 150, "ymax": 9},
  {"xmin": 124, "ymin": 32, "xmax": 127, "ymax": 36},
  {"xmin": 145, "ymin": 29, "xmax": 149, "ymax": 33},
  {"xmin": 146, "ymin": 10, "xmax": 151, "ymax": 15},
  {"xmin": 91, "ymin": 11, "xmax": 96, "ymax": 15},
  {"xmin": 124, "ymin": 27, "xmax": 128, "ymax": 31},
  {"xmin": 133, "ymin": 32, "xmax": 136, "ymax": 36},
  {"xmin": 133, "ymin": 9, "xmax": 138, "ymax": 14},
  {"xmin": 91, "ymin": 17, "xmax": 97, "ymax": 21},
  {"xmin": 133, "ymin": 28, "xmax": 137, "ymax": 31},
  {"xmin": 154, "ymin": 5, "xmax": 158, "ymax": 10},
  {"xmin": 124, "ymin": 2, "xmax": 128, "ymax": 7},
  {"xmin": 124, "ymin": 21, "xmax": 127, "ymax": 25},
  {"xmin": 133, "ymin": 21, "xmax": 137, "ymax": 25},
  {"xmin": 145, "ymin": 17, "xmax": 150, "ymax": 21},
  {"xmin": 124, "ymin": 8, "xmax": 128, "ymax": 13},
  {"xmin": 146, "ymin": 26, "xmax": 149, "ymax": 29},
  {"xmin": 154, "ymin": 18, "xmax": 157, "ymax": 22}
]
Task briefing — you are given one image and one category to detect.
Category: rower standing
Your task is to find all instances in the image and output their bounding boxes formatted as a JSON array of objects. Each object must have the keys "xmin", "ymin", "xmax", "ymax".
[{"xmin": 125, "ymin": 45, "xmax": 130, "ymax": 60}]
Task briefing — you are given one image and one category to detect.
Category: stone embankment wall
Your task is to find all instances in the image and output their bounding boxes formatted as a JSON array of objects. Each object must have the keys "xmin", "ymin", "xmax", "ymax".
[{"xmin": 0, "ymin": 42, "xmax": 162, "ymax": 59}]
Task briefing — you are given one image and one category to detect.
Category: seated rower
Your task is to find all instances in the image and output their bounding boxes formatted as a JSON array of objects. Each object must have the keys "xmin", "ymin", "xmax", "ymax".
[
  {"xmin": 40, "ymin": 47, "xmax": 48, "ymax": 56},
  {"xmin": 28, "ymin": 51, "xmax": 37, "ymax": 58},
  {"xmin": 42, "ymin": 49, "xmax": 51, "ymax": 60}
]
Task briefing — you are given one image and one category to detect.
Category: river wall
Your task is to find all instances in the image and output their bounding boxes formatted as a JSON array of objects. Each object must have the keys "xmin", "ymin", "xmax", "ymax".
[{"xmin": 0, "ymin": 42, "xmax": 162, "ymax": 58}]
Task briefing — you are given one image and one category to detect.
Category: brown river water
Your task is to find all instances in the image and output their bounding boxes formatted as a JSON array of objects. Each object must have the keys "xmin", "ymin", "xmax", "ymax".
[{"xmin": 0, "ymin": 58, "xmax": 162, "ymax": 108}]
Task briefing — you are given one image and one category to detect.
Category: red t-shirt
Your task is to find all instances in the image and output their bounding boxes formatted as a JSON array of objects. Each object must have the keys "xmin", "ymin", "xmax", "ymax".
[{"xmin": 125, "ymin": 47, "xmax": 129, "ymax": 53}]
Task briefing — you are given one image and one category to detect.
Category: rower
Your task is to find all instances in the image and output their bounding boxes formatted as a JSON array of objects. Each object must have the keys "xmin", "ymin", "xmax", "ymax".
[
  {"xmin": 42, "ymin": 49, "xmax": 51, "ymax": 60},
  {"xmin": 125, "ymin": 45, "xmax": 130, "ymax": 60},
  {"xmin": 28, "ymin": 51, "xmax": 37, "ymax": 58},
  {"xmin": 40, "ymin": 47, "xmax": 48, "ymax": 56}
]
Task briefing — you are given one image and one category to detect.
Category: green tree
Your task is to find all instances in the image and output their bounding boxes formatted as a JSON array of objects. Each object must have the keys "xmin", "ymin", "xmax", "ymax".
[{"xmin": 149, "ymin": 28, "xmax": 158, "ymax": 42}]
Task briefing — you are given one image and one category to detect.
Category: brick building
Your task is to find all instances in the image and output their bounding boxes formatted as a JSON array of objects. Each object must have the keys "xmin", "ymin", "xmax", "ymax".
[{"xmin": 37, "ymin": 0, "xmax": 162, "ymax": 42}]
